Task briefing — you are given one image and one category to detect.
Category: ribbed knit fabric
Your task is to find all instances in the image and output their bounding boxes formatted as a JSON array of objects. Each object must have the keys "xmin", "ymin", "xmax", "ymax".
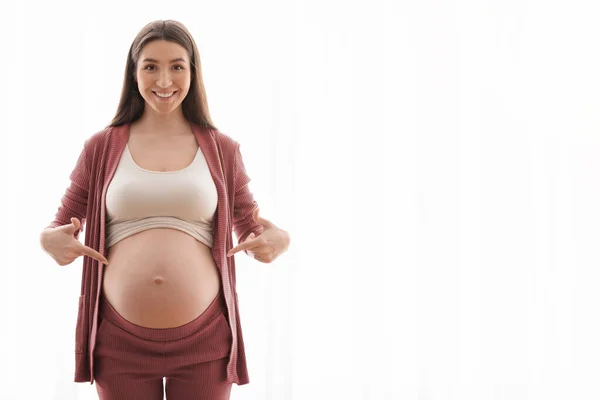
[
  {"xmin": 46, "ymin": 122, "xmax": 264, "ymax": 386},
  {"xmin": 94, "ymin": 289, "xmax": 233, "ymax": 398}
]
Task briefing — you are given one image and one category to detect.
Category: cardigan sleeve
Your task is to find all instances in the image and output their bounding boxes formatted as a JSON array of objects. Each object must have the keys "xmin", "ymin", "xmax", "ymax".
[
  {"xmin": 232, "ymin": 143, "xmax": 264, "ymax": 256},
  {"xmin": 45, "ymin": 139, "xmax": 91, "ymax": 240}
]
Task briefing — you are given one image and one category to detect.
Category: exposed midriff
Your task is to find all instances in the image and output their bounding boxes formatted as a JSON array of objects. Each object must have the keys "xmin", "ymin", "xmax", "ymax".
[{"xmin": 102, "ymin": 228, "xmax": 221, "ymax": 328}]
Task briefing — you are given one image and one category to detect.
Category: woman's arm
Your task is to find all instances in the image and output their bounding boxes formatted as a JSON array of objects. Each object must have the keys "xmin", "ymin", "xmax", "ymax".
[
  {"xmin": 229, "ymin": 144, "xmax": 290, "ymax": 260},
  {"xmin": 42, "ymin": 140, "xmax": 91, "ymax": 240},
  {"xmin": 232, "ymin": 144, "xmax": 265, "ymax": 256}
]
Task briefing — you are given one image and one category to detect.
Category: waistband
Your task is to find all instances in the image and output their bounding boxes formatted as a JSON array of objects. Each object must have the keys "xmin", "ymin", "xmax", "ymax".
[{"xmin": 98, "ymin": 288, "xmax": 227, "ymax": 342}]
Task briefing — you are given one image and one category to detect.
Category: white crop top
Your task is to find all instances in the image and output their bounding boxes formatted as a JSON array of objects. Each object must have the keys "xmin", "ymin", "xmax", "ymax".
[{"xmin": 105, "ymin": 142, "xmax": 219, "ymax": 249}]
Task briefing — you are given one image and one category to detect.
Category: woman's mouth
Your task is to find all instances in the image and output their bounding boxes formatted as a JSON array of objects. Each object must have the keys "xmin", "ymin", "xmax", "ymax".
[{"xmin": 152, "ymin": 91, "xmax": 177, "ymax": 101}]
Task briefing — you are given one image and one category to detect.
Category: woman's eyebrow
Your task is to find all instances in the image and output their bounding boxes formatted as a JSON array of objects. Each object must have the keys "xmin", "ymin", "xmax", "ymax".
[{"xmin": 141, "ymin": 57, "xmax": 186, "ymax": 63}]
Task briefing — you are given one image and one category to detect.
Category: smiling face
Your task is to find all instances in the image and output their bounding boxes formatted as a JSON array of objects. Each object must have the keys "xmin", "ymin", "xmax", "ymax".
[{"xmin": 134, "ymin": 39, "xmax": 192, "ymax": 116}]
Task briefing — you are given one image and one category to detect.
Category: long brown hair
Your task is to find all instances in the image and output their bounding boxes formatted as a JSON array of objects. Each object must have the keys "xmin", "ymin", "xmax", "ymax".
[{"xmin": 106, "ymin": 20, "xmax": 217, "ymax": 130}]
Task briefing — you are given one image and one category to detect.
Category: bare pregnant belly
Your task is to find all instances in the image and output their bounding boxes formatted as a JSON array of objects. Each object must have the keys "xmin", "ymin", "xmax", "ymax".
[{"xmin": 102, "ymin": 228, "xmax": 222, "ymax": 328}]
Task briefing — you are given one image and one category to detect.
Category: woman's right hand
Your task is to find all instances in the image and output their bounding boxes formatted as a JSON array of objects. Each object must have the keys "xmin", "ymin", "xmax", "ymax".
[{"xmin": 40, "ymin": 217, "xmax": 109, "ymax": 266}]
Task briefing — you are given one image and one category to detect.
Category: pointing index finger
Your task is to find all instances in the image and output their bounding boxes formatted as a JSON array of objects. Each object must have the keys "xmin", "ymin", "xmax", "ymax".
[
  {"xmin": 77, "ymin": 242, "xmax": 109, "ymax": 265},
  {"xmin": 228, "ymin": 237, "xmax": 256, "ymax": 256}
]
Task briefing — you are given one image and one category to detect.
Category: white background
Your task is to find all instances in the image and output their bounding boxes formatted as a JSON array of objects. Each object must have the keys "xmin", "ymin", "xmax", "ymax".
[{"xmin": 1, "ymin": 0, "xmax": 599, "ymax": 399}]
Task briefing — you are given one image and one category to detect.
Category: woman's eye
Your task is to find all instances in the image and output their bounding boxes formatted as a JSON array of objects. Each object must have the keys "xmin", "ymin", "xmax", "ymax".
[{"xmin": 143, "ymin": 65, "xmax": 184, "ymax": 71}]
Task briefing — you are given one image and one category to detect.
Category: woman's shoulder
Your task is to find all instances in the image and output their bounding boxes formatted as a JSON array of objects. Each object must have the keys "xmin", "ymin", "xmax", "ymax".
[
  {"xmin": 88, "ymin": 125, "xmax": 119, "ymax": 146},
  {"xmin": 210, "ymin": 128, "xmax": 241, "ymax": 152},
  {"xmin": 79, "ymin": 125, "xmax": 122, "ymax": 153}
]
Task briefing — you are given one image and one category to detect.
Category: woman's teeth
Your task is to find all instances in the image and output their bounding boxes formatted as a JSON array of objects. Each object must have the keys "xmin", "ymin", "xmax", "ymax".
[{"xmin": 153, "ymin": 91, "xmax": 175, "ymax": 98}]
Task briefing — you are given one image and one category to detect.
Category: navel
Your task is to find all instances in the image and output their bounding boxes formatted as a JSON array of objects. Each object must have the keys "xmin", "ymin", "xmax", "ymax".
[{"xmin": 153, "ymin": 276, "xmax": 164, "ymax": 285}]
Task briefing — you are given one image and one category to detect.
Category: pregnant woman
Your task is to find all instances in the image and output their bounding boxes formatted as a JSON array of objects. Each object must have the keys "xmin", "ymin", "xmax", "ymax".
[{"xmin": 39, "ymin": 20, "xmax": 290, "ymax": 400}]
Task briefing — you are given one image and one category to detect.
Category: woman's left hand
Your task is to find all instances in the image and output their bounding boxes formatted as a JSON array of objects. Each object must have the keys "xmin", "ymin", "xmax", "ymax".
[{"xmin": 227, "ymin": 208, "xmax": 290, "ymax": 263}]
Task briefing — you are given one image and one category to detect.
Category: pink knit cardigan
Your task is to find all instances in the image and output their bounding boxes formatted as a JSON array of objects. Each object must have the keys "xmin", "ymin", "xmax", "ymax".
[{"xmin": 46, "ymin": 122, "xmax": 264, "ymax": 385}]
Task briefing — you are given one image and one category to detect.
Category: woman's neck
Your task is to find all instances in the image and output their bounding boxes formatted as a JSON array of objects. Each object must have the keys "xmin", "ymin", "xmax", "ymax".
[{"xmin": 133, "ymin": 108, "xmax": 191, "ymax": 137}]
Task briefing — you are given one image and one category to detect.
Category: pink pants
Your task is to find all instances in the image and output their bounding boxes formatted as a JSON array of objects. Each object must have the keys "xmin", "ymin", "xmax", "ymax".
[{"xmin": 93, "ymin": 288, "xmax": 233, "ymax": 400}]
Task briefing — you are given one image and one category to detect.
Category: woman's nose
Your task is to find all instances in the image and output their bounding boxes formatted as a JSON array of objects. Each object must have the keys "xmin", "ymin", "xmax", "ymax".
[{"xmin": 156, "ymin": 72, "xmax": 173, "ymax": 87}]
